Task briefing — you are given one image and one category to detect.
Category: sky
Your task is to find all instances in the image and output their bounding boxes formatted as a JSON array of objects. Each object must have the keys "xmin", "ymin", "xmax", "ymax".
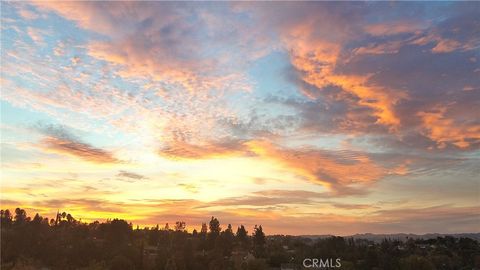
[{"xmin": 1, "ymin": 1, "xmax": 479, "ymax": 235}]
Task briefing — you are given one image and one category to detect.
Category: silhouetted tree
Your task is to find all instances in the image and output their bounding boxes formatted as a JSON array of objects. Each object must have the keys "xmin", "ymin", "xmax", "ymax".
[
  {"xmin": 252, "ymin": 225, "xmax": 266, "ymax": 258},
  {"xmin": 1, "ymin": 207, "xmax": 479, "ymax": 270},
  {"xmin": 174, "ymin": 221, "xmax": 186, "ymax": 232},
  {"xmin": 219, "ymin": 224, "xmax": 234, "ymax": 256},
  {"xmin": 14, "ymin": 208, "xmax": 27, "ymax": 225},
  {"xmin": 208, "ymin": 217, "xmax": 220, "ymax": 249},
  {"xmin": 236, "ymin": 225, "xmax": 249, "ymax": 250},
  {"xmin": 1, "ymin": 209, "xmax": 12, "ymax": 227},
  {"xmin": 209, "ymin": 217, "xmax": 220, "ymax": 236},
  {"xmin": 201, "ymin": 223, "xmax": 208, "ymax": 235}
]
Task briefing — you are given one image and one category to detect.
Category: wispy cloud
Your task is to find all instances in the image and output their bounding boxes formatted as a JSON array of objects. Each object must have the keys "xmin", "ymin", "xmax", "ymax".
[
  {"xmin": 246, "ymin": 141, "xmax": 405, "ymax": 193},
  {"xmin": 159, "ymin": 138, "xmax": 249, "ymax": 160},
  {"xmin": 36, "ymin": 124, "xmax": 121, "ymax": 164},
  {"xmin": 117, "ymin": 170, "xmax": 147, "ymax": 180},
  {"xmin": 158, "ymin": 138, "xmax": 406, "ymax": 193},
  {"xmin": 195, "ymin": 190, "xmax": 322, "ymax": 209}
]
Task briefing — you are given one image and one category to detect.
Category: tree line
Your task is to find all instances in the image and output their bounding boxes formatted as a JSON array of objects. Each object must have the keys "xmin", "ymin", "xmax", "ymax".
[{"xmin": 1, "ymin": 208, "xmax": 479, "ymax": 270}]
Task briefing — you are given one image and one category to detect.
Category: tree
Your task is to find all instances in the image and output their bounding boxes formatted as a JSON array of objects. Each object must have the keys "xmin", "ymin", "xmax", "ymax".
[
  {"xmin": 200, "ymin": 223, "xmax": 208, "ymax": 235},
  {"xmin": 400, "ymin": 255, "xmax": 435, "ymax": 270},
  {"xmin": 1, "ymin": 207, "xmax": 478, "ymax": 270},
  {"xmin": 208, "ymin": 217, "xmax": 221, "ymax": 249},
  {"xmin": 1, "ymin": 209, "xmax": 12, "ymax": 226},
  {"xmin": 225, "ymin": 224, "xmax": 233, "ymax": 235},
  {"xmin": 32, "ymin": 213, "xmax": 43, "ymax": 225},
  {"xmin": 183, "ymin": 239, "xmax": 194, "ymax": 270},
  {"xmin": 252, "ymin": 225, "xmax": 266, "ymax": 258},
  {"xmin": 66, "ymin": 213, "xmax": 74, "ymax": 224},
  {"xmin": 148, "ymin": 225, "xmax": 160, "ymax": 246},
  {"xmin": 198, "ymin": 222, "xmax": 208, "ymax": 251},
  {"xmin": 219, "ymin": 224, "xmax": 234, "ymax": 256},
  {"xmin": 246, "ymin": 258, "xmax": 268, "ymax": 270},
  {"xmin": 14, "ymin": 208, "xmax": 27, "ymax": 225},
  {"xmin": 236, "ymin": 225, "xmax": 249, "ymax": 250},
  {"xmin": 102, "ymin": 219, "xmax": 132, "ymax": 246},
  {"xmin": 174, "ymin": 221, "xmax": 186, "ymax": 232},
  {"xmin": 209, "ymin": 217, "xmax": 220, "ymax": 236}
]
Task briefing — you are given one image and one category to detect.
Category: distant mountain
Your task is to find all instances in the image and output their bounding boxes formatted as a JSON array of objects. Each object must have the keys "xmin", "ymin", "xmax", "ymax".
[{"xmin": 300, "ymin": 233, "xmax": 480, "ymax": 242}]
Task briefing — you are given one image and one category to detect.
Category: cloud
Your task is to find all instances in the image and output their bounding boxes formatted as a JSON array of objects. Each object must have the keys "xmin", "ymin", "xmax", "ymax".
[
  {"xmin": 33, "ymin": 1, "xmax": 254, "ymax": 93},
  {"xmin": 159, "ymin": 138, "xmax": 250, "ymax": 160},
  {"xmin": 417, "ymin": 106, "xmax": 480, "ymax": 149},
  {"xmin": 15, "ymin": 1, "xmax": 478, "ymax": 153},
  {"xmin": 18, "ymin": 8, "xmax": 39, "ymax": 20},
  {"xmin": 252, "ymin": 2, "xmax": 480, "ymax": 152},
  {"xmin": 36, "ymin": 124, "xmax": 121, "ymax": 164},
  {"xmin": 31, "ymin": 2, "xmax": 134, "ymax": 36},
  {"xmin": 177, "ymin": 183, "xmax": 199, "ymax": 193},
  {"xmin": 1, "ymin": 2, "xmax": 255, "ymax": 154},
  {"xmin": 369, "ymin": 205, "xmax": 480, "ymax": 234},
  {"xmin": 247, "ymin": 140, "xmax": 405, "ymax": 193},
  {"xmin": 347, "ymin": 37, "xmax": 480, "ymax": 151},
  {"xmin": 198, "ymin": 189, "xmax": 378, "ymax": 211},
  {"xmin": 5, "ymin": 198, "xmax": 478, "ymax": 235},
  {"xmin": 363, "ymin": 20, "xmax": 429, "ymax": 36},
  {"xmin": 2, "ymin": 1, "xmax": 478, "ymax": 236},
  {"xmin": 196, "ymin": 189, "xmax": 324, "ymax": 209},
  {"xmin": 35, "ymin": 198, "xmax": 126, "ymax": 213},
  {"xmin": 41, "ymin": 137, "xmax": 120, "ymax": 164},
  {"xmin": 117, "ymin": 170, "xmax": 147, "ymax": 180},
  {"xmin": 332, "ymin": 203, "xmax": 376, "ymax": 210},
  {"xmin": 158, "ymin": 138, "xmax": 405, "ymax": 193},
  {"xmin": 353, "ymin": 40, "xmax": 406, "ymax": 55},
  {"xmin": 249, "ymin": 2, "xmax": 409, "ymax": 131},
  {"xmin": 26, "ymin": 27, "xmax": 45, "ymax": 44},
  {"xmin": 0, "ymin": 199, "xmax": 22, "ymax": 206}
]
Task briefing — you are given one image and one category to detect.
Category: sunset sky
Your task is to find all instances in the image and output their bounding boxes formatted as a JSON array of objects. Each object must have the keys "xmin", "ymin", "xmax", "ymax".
[{"xmin": 1, "ymin": 1, "xmax": 479, "ymax": 235}]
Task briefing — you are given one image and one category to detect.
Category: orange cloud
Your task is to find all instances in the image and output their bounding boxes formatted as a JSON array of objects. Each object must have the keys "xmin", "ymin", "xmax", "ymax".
[
  {"xmin": 33, "ymin": 2, "xmax": 252, "ymax": 94},
  {"xmin": 363, "ymin": 21, "xmax": 428, "ymax": 36},
  {"xmin": 411, "ymin": 33, "xmax": 480, "ymax": 54},
  {"xmin": 418, "ymin": 106, "xmax": 480, "ymax": 149},
  {"xmin": 158, "ymin": 138, "xmax": 406, "ymax": 192},
  {"xmin": 283, "ymin": 21, "xmax": 407, "ymax": 131},
  {"xmin": 31, "ymin": 1, "xmax": 127, "ymax": 35},
  {"xmin": 246, "ymin": 140, "xmax": 389, "ymax": 191},
  {"xmin": 86, "ymin": 41, "xmax": 230, "ymax": 93},
  {"xmin": 352, "ymin": 40, "xmax": 405, "ymax": 55}
]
